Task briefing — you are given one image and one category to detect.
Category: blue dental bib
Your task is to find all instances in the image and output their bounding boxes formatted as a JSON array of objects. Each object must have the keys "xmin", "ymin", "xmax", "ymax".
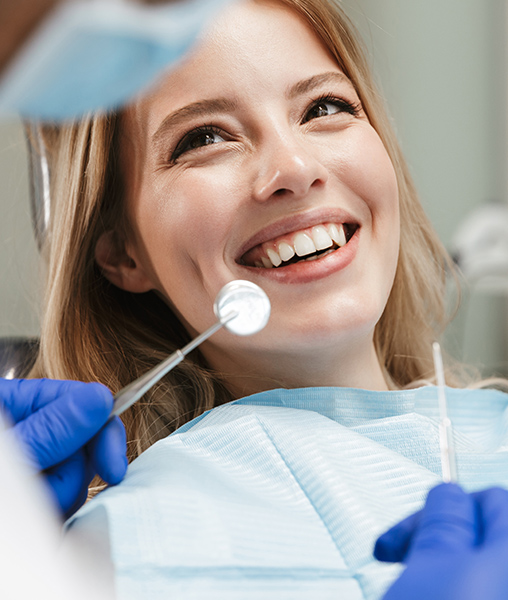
[{"xmin": 68, "ymin": 386, "xmax": 508, "ymax": 599}]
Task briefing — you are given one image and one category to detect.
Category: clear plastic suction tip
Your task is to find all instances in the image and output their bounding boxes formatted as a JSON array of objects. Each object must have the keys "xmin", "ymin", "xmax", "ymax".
[{"xmin": 214, "ymin": 280, "xmax": 271, "ymax": 336}]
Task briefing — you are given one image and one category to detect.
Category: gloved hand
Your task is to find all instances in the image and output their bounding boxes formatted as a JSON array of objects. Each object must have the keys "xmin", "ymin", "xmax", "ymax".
[
  {"xmin": 0, "ymin": 378, "xmax": 127, "ymax": 518},
  {"xmin": 375, "ymin": 483, "xmax": 508, "ymax": 600}
]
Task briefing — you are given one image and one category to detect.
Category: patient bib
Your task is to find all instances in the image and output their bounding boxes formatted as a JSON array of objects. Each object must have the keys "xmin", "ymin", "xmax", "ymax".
[{"xmin": 68, "ymin": 386, "xmax": 508, "ymax": 599}]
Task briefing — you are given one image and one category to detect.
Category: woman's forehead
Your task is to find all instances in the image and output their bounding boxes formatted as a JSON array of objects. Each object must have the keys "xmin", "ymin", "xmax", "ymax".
[{"xmin": 130, "ymin": 0, "xmax": 343, "ymax": 132}]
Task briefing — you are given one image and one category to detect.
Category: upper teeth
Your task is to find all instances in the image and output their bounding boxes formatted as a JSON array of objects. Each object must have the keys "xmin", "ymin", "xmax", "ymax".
[
  {"xmin": 255, "ymin": 223, "xmax": 349, "ymax": 268},
  {"xmin": 328, "ymin": 224, "xmax": 347, "ymax": 247},
  {"xmin": 278, "ymin": 242, "xmax": 295, "ymax": 262}
]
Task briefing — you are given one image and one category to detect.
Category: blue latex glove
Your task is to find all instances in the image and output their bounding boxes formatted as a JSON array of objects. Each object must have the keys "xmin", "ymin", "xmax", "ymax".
[
  {"xmin": 375, "ymin": 483, "xmax": 508, "ymax": 600},
  {"xmin": 0, "ymin": 378, "xmax": 127, "ymax": 518}
]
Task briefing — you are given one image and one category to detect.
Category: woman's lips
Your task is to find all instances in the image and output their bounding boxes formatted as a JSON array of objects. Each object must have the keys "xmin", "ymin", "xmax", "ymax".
[
  {"xmin": 238, "ymin": 224, "xmax": 360, "ymax": 284},
  {"xmin": 240, "ymin": 222, "xmax": 357, "ymax": 268}
]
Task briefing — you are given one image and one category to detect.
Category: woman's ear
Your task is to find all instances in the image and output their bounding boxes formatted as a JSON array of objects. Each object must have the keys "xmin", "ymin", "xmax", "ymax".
[{"xmin": 95, "ymin": 230, "xmax": 154, "ymax": 293}]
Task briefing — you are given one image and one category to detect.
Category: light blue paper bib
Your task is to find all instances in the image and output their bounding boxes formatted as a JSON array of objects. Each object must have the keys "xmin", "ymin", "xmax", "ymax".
[{"xmin": 68, "ymin": 386, "xmax": 508, "ymax": 599}]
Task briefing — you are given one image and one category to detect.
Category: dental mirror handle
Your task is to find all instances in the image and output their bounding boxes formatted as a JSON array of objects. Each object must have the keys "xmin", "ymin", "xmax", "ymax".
[
  {"xmin": 433, "ymin": 341, "xmax": 458, "ymax": 483},
  {"xmin": 111, "ymin": 312, "xmax": 235, "ymax": 417}
]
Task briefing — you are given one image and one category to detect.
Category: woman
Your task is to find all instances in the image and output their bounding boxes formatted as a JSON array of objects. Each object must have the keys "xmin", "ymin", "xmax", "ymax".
[
  {"xmin": 30, "ymin": 0, "xmax": 508, "ymax": 597},
  {"xmin": 32, "ymin": 0, "xmax": 449, "ymax": 456}
]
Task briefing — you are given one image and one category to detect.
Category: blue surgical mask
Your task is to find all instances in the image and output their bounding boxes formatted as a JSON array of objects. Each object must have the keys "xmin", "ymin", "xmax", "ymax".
[{"xmin": 0, "ymin": 0, "xmax": 234, "ymax": 120}]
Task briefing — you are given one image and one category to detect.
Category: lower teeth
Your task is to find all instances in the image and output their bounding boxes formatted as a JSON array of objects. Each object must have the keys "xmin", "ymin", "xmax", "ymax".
[{"xmin": 303, "ymin": 247, "xmax": 336, "ymax": 262}]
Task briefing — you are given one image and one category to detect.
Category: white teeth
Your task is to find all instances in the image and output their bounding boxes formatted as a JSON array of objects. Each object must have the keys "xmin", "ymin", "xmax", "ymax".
[
  {"xmin": 328, "ymin": 223, "xmax": 347, "ymax": 247},
  {"xmin": 267, "ymin": 248, "xmax": 282, "ymax": 267},
  {"xmin": 254, "ymin": 223, "xmax": 352, "ymax": 269},
  {"xmin": 294, "ymin": 232, "xmax": 316, "ymax": 257},
  {"xmin": 311, "ymin": 226, "xmax": 333, "ymax": 251},
  {"xmin": 278, "ymin": 242, "xmax": 295, "ymax": 262}
]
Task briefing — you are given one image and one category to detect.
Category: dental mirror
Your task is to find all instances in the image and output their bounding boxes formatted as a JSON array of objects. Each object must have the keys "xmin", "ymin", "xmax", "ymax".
[
  {"xmin": 111, "ymin": 280, "xmax": 270, "ymax": 417},
  {"xmin": 214, "ymin": 279, "xmax": 271, "ymax": 336}
]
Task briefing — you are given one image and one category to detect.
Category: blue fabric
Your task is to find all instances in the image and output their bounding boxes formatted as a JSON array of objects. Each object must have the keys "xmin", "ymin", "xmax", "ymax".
[{"xmin": 67, "ymin": 386, "xmax": 508, "ymax": 599}]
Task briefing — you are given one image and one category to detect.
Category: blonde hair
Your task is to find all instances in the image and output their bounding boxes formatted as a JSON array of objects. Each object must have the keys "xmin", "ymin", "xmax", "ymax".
[{"xmin": 31, "ymin": 0, "xmax": 460, "ymax": 465}]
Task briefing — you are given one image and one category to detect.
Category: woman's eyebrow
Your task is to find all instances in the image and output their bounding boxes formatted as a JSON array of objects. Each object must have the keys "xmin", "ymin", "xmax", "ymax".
[
  {"xmin": 151, "ymin": 98, "xmax": 237, "ymax": 150},
  {"xmin": 151, "ymin": 73, "xmax": 352, "ymax": 151},
  {"xmin": 287, "ymin": 71, "xmax": 353, "ymax": 99}
]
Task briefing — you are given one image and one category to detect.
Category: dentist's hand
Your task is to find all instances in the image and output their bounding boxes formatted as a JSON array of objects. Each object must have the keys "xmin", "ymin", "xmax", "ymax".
[
  {"xmin": 375, "ymin": 483, "xmax": 508, "ymax": 600},
  {"xmin": 0, "ymin": 378, "xmax": 127, "ymax": 518}
]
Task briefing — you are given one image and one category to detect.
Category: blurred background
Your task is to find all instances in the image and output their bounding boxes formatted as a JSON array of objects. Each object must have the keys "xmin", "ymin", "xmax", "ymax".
[{"xmin": 0, "ymin": 0, "xmax": 506, "ymax": 376}]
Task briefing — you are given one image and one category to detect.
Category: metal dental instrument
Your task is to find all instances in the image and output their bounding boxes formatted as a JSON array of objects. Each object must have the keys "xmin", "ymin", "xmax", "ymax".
[
  {"xmin": 432, "ymin": 341, "xmax": 458, "ymax": 483},
  {"xmin": 111, "ymin": 280, "xmax": 271, "ymax": 417}
]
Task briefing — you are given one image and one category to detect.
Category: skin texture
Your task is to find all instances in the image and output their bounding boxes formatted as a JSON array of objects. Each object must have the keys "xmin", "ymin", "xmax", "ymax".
[{"xmin": 96, "ymin": 0, "xmax": 400, "ymax": 397}]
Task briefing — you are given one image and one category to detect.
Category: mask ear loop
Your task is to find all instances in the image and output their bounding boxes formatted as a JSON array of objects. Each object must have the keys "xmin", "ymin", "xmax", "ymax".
[{"xmin": 24, "ymin": 122, "xmax": 51, "ymax": 252}]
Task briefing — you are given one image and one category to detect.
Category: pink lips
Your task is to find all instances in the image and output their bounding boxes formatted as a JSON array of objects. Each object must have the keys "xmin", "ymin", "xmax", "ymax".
[
  {"xmin": 236, "ymin": 209, "xmax": 359, "ymax": 259},
  {"xmin": 235, "ymin": 209, "xmax": 361, "ymax": 284},
  {"xmin": 248, "ymin": 227, "xmax": 358, "ymax": 283}
]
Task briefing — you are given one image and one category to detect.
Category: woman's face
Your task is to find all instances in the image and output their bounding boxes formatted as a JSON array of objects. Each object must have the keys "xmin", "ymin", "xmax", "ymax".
[{"xmin": 112, "ymin": 0, "xmax": 400, "ymax": 393}]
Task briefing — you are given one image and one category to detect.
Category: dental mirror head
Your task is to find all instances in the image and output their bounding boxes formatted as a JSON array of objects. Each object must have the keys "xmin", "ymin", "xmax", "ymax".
[
  {"xmin": 111, "ymin": 280, "xmax": 271, "ymax": 417},
  {"xmin": 214, "ymin": 280, "xmax": 271, "ymax": 336}
]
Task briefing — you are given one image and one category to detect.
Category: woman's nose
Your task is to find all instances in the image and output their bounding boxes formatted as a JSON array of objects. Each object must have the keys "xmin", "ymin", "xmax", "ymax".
[{"xmin": 252, "ymin": 133, "xmax": 329, "ymax": 203}]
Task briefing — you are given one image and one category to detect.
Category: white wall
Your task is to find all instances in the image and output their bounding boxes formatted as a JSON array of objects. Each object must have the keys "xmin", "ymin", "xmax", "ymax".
[{"xmin": 0, "ymin": 119, "xmax": 40, "ymax": 338}]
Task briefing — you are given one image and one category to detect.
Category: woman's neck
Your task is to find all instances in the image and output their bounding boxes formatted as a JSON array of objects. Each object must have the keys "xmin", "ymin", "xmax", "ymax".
[{"xmin": 205, "ymin": 337, "xmax": 390, "ymax": 400}]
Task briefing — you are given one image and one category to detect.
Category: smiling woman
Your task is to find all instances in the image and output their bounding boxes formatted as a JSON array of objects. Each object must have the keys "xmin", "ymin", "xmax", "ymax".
[
  {"xmin": 98, "ymin": 0, "xmax": 401, "ymax": 398},
  {"xmin": 32, "ymin": 0, "xmax": 444, "ymax": 439},
  {"xmin": 26, "ymin": 0, "xmax": 508, "ymax": 598}
]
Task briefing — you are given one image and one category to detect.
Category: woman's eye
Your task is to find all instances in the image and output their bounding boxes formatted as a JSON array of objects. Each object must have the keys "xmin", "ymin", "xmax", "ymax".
[
  {"xmin": 302, "ymin": 98, "xmax": 359, "ymax": 124},
  {"xmin": 187, "ymin": 131, "xmax": 224, "ymax": 150},
  {"xmin": 172, "ymin": 128, "xmax": 226, "ymax": 161}
]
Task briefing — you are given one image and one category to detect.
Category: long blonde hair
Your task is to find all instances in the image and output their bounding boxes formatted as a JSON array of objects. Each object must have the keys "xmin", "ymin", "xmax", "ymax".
[{"xmin": 30, "ymin": 0, "xmax": 459, "ymax": 462}]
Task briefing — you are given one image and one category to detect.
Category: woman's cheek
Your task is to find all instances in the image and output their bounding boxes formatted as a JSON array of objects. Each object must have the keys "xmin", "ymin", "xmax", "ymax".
[
  {"xmin": 335, "ymin": 128, "xmax": 398, "ymax": 215},
  {"xmin": 170, "ymin": 161, "xmax": 245, "ymax": 222}
]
